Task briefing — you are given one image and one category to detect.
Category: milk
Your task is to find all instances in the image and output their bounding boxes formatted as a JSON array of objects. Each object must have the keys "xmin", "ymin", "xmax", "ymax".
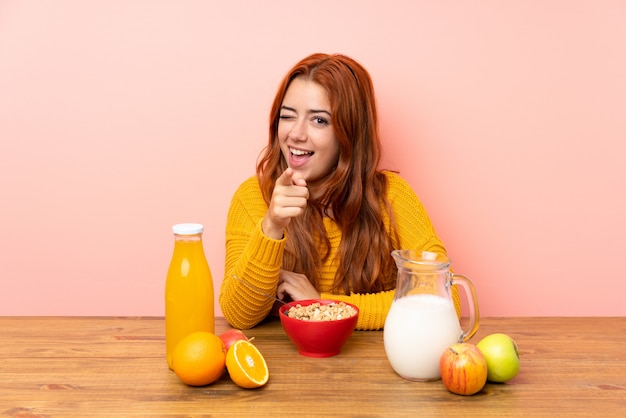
[{"xmin": 384, "ymin": 294, "xmax": 462, "ymax": 381}]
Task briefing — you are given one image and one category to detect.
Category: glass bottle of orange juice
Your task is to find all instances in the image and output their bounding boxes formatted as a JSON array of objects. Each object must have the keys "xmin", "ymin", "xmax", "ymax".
[{"xmin": 165, "ymin": 223, "xmax": 214, "ymax": 369}]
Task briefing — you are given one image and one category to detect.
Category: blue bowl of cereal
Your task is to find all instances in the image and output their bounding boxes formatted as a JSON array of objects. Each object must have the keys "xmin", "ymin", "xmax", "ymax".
[{"xmin": 279, "ymin": 299, "xmax": 359, "ymax": 357}]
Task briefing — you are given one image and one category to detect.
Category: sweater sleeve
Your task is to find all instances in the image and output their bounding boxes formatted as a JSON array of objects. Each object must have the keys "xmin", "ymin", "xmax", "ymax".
[
  {"xmin": 323, "ymin": 172, "xmax": 460, "ymax": 330},
  {"xmin": 385, "ymin": 171, "xmax": 461, "ymax": 318},
  {"xmin": 219, "ymin": 177, "xmax": 285, "ymax": 329}
]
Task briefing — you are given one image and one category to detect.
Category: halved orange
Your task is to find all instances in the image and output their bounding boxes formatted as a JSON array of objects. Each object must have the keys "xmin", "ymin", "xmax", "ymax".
[{"xmin": 226, "ymin": 340, "xmax": 269, "ymax": 388}]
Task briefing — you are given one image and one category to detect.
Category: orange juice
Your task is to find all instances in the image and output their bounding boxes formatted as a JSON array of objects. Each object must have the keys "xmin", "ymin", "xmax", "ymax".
[{"xmin": 165, "ymin": 223, "xmax": 214, "ymax": 369}]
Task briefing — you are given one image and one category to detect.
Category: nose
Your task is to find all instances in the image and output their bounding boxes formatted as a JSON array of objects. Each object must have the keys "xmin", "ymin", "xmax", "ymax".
[{"xmin": 288, "ymin": 118, "xmax": 307, "ymax": 141}]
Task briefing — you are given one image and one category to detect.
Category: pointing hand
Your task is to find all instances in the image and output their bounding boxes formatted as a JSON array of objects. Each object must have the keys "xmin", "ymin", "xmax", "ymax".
[{"xmin": 262, "ymin": 168, "xmax": 309, "ymax": 239}]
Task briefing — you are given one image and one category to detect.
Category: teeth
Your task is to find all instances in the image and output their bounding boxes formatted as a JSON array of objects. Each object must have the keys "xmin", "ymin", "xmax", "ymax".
[{"xmin": 290, "ymin": 148, "xmax": 313, "ymax": 156}]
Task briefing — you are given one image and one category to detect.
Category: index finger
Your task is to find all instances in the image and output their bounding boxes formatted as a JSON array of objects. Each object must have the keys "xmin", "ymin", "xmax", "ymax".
[{"xmin": 276, "ymin": 168, "xmax": 307, "ymax": 187}]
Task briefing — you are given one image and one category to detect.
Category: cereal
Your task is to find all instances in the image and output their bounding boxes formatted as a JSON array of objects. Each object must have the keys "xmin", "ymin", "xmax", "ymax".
[{"xmin": 284, "ymin": 302, "xmax": 357, "ymax": 321}]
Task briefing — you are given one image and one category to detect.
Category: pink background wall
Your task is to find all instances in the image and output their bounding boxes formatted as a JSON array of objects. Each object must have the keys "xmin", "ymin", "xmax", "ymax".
[{"xmin": 1, "ymin": 1, "xmax": 625, "ymax": 317}]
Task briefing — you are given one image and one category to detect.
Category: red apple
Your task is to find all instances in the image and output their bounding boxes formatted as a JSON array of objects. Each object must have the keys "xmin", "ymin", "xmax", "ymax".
[
  {"xmin": 219, "ymin": 329, "xmax": 249, "ymax": 351},
  {"xmin": 440, "ymin": 342, "xmax": 488, "ymax": 395}
]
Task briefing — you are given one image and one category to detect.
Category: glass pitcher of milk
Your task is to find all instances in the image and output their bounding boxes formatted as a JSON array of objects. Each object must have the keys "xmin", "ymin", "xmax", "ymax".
[{"xmin": 383, "ymin": 250, "xmax": 479, "ymax": 381}]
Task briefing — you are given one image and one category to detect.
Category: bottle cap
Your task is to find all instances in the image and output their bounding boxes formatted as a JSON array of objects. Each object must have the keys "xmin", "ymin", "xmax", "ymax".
[{"xmin": 172, "ymin": 223, "xmax": 204, "ymax": 235}]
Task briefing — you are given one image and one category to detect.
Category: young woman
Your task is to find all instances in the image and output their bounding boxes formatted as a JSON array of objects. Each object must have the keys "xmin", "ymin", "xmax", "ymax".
[{"xmin": 219, "ymin": 53, "xmax": 459, "ymax": 330}]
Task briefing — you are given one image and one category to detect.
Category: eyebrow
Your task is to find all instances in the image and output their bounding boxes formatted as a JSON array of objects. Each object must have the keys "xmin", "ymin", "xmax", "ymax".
[{"xmin": 280, "ymin": 105, "xmax": 331, "ymax": 116}]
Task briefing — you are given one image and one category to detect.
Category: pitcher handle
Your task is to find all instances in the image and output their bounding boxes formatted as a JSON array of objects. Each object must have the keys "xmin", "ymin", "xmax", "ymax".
[{"xmin": 451, "ymin": 274, "xmax": 480, "ymax": 342}]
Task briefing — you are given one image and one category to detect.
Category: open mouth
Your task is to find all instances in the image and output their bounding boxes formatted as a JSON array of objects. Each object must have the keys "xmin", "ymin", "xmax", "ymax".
[
  {"xmin": 290, "ymin": 147, "xmax": 314, "ymax": 157},
  {"xmin": 289, "ymin": 147, "xmax": 314, "ymax": 167}
]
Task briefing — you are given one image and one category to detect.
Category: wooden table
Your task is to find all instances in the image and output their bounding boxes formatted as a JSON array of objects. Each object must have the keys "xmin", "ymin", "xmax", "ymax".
[{"xmin": 1, "ymin": 317, "xmax": 625, "ymax": 417}]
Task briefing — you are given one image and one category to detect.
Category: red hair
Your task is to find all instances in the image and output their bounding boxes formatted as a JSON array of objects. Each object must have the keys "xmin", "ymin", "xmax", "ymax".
[{"xmin": 256, "ymin": 53, "xmax": 398, "ymax": 294}]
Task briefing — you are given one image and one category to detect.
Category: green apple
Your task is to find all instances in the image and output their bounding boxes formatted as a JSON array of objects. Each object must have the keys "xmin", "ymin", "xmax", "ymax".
[{"xmin": 476, "ymin": 333, "xmax": 520, "ymax": 382}]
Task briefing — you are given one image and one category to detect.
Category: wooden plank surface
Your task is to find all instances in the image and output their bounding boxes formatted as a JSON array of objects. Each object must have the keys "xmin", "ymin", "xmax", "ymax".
[{"xmin": 1, "ymin": 316, "xmax": 625, "ymax": 417}]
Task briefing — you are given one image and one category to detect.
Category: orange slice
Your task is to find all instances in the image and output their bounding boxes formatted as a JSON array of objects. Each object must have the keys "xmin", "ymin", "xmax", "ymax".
[{"xmin": 226, "ymin": 339, "xmax": 269, "ymax": 388}]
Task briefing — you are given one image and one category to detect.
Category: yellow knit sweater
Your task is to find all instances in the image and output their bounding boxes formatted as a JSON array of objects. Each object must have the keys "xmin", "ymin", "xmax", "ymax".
[{"xmin": 219, "ymin": 171, "xmax": 461, "ymax": 330}]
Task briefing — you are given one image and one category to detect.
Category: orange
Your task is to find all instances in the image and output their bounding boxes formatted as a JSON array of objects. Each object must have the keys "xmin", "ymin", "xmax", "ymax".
[
  {"xmin": 172, "ymin": 331, "xmax": 226, "ymax": 386},
  {"xmin": 225, "ymin": 340, "xmax": 269, "ymax": 389}
]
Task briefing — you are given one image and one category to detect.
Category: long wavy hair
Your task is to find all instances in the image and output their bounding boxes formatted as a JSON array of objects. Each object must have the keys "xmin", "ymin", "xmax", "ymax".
[{"xmin": 256, "ymin": 53, "xmax": 399, "ymax": 294}]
